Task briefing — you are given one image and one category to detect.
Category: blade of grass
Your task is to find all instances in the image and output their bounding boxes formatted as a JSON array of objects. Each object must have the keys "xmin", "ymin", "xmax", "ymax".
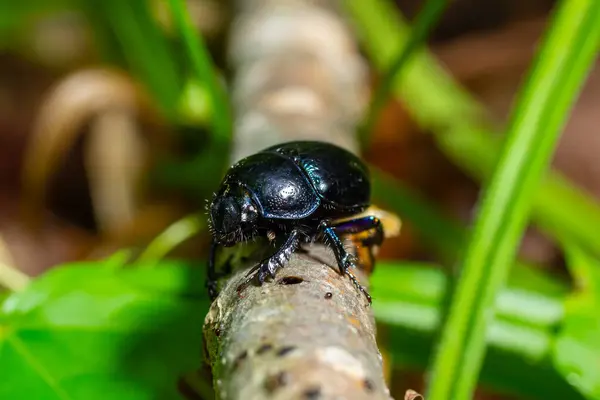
[
  {"xmin": 360, "ymin": 0, "xmax": 448, "ymax": 146},
  {"xmin": 167, "ymin": 0, "xmax": 231, "ymax": 141},
  {"xmin": 135, "ymin": 213, "xmax": 205, "ymax": 265},
  {"xmin": 345, "ymin": 0, "xmax": 600, "ymax": 259},
  {"xmin": 83, "ymin": 0, "xmax": 183, "ymax": 119},
  {"xmin": 425, "ymin": 1, "xmax": 600, "ymax": 398}
]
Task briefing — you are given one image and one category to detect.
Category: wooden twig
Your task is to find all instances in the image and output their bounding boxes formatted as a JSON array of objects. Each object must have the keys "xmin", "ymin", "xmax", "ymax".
[{"xmin": 203, "ymin": 1, "xmax": 391, "ymax": 399}]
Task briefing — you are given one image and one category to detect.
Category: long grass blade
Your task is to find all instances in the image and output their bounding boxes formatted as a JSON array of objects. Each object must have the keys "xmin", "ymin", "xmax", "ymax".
[{"xmin": 425, "ymin": 1, "xmax": 600, "ymax": 398}]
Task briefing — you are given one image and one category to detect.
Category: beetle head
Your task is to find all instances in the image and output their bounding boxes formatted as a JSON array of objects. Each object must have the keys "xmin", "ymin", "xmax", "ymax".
[{"xmin": 209, "ymin": 185, "xmax": 259, "ymax": 246}]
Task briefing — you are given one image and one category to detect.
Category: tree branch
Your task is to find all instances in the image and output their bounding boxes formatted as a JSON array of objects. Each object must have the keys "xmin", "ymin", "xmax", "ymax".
[{"xmin": 203, "ymin": 1, "xmax": 391, "ymax": 398}]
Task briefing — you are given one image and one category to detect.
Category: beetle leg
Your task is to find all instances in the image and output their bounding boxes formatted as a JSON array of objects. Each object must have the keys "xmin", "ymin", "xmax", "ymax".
[
  {"xmin": 243, "ymin": 229, "xmax": 301, "ymax": 286},
  {"xmin": 330, "ymin": 216, "xmax": 384, "ymax": 247},
  {"xmin": 345, "ymin": 269, "xmax": 372, "ymax": 305},
  {"xmin": 319, "ymin": 219, "xmax": 379, "ymax": 305},
  {"xmin": 329, "ymin": 215, "xmax": 384, "ymax": 273},
  {"xmin": 318, "ymin": 219, "xmax": 358, "ymax": 275}
]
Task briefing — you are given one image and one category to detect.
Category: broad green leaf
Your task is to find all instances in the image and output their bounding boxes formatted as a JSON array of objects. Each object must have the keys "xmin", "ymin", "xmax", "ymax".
[
  {"xmin": 372, "ymin": 263, "xmax": 580, "ymax": 399},
  {"xmin": 0, "ymin": 260, "xmax": 210, "ymax": 400},
  {"xmin": 372, "ymin": 263, "xmax": 564, "ymax": 332}
]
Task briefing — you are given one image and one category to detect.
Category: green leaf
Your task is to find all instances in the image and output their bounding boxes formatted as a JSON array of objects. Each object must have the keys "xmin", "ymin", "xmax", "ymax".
[
  {"xmin": 372, "ymin": 262, "xmax": 564, "ymax": 332},
  {"xmin": 0, "ymin": 260, "xmax": 210, "ymax": 400},
  {"xmin": 371, "ymin": 263, "xmax": 580, "ymax": 399}
]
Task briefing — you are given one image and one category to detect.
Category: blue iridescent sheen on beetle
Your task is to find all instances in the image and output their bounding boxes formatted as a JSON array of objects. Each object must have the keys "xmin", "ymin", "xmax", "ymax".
[{"xmin": 207, "ymin": 141, "xmax": 383, "ymax": 303}]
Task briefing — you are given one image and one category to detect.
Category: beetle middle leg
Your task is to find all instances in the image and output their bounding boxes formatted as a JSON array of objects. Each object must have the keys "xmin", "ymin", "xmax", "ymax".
[
  {"xmin": 319, "ymin": 216, "xmax": 383, "ymax": 304},
  {"xmin": 318, "ymin": 216, "xmax": 383, "ymax": 273},
  {"xmin": 331, "ymin": 216, "xmax": 384, "ymax": 273}
]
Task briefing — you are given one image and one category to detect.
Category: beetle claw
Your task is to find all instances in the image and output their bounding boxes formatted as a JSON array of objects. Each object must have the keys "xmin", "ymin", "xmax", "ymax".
[{"xmin": 257, "ymin": 266, "xmax": 267, "ymax": 284}]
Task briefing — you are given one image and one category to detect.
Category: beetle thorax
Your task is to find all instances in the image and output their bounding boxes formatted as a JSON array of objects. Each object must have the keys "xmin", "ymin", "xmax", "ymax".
[{"xmin": 209, "ymin": 185, "xmax": 259, "ymax": 246}]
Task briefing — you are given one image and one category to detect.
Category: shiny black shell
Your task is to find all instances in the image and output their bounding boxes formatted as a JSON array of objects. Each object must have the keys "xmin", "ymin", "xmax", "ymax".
[{"xmin": 220, "ymin": 141, "xmax": 370, "ymax": 220}]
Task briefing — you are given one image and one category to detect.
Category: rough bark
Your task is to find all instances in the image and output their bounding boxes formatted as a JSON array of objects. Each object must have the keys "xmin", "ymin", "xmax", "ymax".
[{"xmin": 203, "ymin": 1, "xmax": 392, "ymax": 399}]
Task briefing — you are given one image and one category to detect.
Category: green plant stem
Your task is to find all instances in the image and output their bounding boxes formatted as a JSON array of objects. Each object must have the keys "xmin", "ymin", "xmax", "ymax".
[
  {"xmin": 345, "ymin": 0, "xmax": 600, "ymax": 259},
  {"xmin": 136, "ymin": 213, "xmax": 205, "ymax": 265},
  {"xmin": 425, "ymin": 0, "xmax": 600, "ymax": 398},
  {"xmin": 168, "ymin": 0, "xmax": 231, "ymax": 141},
  {"xmin": 360, "ymin": 0, "xmax": 448, "ymax": 146}
]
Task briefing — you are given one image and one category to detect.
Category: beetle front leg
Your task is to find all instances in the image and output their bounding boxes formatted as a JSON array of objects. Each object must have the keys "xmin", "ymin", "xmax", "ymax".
[{"xmin": 243, "ymin": 229, "xmax": 301, "ymax": 285}]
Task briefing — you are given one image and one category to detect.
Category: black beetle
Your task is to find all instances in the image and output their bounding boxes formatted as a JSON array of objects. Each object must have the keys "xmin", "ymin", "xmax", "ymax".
[{"xmin": 207, "ymin": 141, "xmax": 383, "ymax": 303}]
